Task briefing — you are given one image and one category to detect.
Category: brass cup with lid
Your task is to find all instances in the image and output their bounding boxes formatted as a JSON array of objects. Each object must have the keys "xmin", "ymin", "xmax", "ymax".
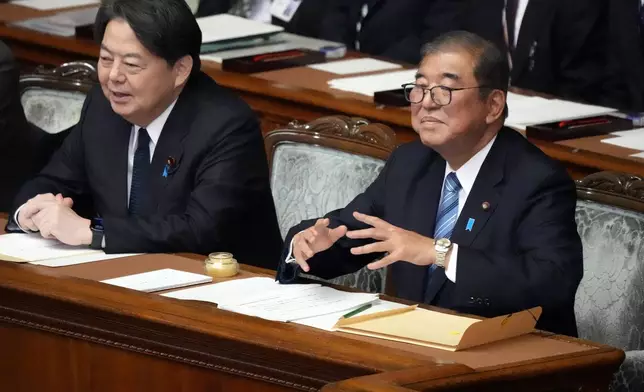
[{"xmin": 204, "ymin": 252, "xmax": 239, "ymax": 278}]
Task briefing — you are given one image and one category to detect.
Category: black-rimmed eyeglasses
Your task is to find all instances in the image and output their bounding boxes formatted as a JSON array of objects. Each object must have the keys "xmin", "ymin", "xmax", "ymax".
[{"xmin": 401, "ymin": 83, "xmax": 492, "ymax": 106}]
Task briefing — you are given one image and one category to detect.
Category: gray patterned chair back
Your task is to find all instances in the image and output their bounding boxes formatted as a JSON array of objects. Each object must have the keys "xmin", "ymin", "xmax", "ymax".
[
  {"xmin": 265, "ymin": 116, "xmax": 397, "ymax": 293},
  {"xmin": 20, "ymin": 61, "xmax": 97, "ymax": 134},
  {"xmin": 575, "ymin": 172, "xmax": 644, "ymax": 392}
]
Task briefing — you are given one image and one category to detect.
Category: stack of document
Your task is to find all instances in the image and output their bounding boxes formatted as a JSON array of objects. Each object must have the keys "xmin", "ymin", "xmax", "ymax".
[
  {"xmin": 328, "ymin": 69, "xmax": 416, "ymax": 97},
  {"xmin": 309, "ymin": 58, "xmax": 401, "ymax": 75},
  {"xmin": 9, "ymin": 6, "xmax": 98, "ymax": 37},
  {"xmin": 163, "ymin": 277, "xmax": 379, "ymax": 322},
  {"xmin": 0, "ymin": 233, "xmax": 138, "ymax": 267},
  {"xmin": 506, "ymin": 92, "xmax": 617, "ymax": 130},
  {"xmin": 101, "ymin": 269, "xmax": 212, "ymax": 293},
  {"xmin": 198, "ymin": 14, "xmax": 283, "ymax": 50}
]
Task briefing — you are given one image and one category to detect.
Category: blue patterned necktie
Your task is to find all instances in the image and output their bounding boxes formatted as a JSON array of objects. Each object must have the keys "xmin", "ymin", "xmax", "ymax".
[
  {"xmin": 429, "ymin": 172, "xmax": 462, "ymax": 273},
  {"xmin": 129, "ymin": 128, "xmax": 150, "ymax": 215}
]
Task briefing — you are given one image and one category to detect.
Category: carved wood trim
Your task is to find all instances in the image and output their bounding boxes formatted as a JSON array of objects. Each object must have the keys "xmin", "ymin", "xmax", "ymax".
[
  {"xmin": 264, "ymin": 115, "xmax": 398, "ymax": 171},
  {"xmin": 576, "ymin": 171, "xmax": 644, "ymax": 213},
  {"xmin": 19, "ymin": 60, "xmax": 98, "ymax": 94}
]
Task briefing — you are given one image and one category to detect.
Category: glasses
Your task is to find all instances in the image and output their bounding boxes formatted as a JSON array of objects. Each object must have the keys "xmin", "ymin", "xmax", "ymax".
[{"xmin": 401, "ymin": 83, "xmax": 491, "ymax": 106}]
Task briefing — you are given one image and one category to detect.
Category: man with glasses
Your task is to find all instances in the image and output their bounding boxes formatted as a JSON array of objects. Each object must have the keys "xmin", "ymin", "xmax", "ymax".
[{"xmin": 276, "ymin": 31, "xmax": 582, "ymax": 337}]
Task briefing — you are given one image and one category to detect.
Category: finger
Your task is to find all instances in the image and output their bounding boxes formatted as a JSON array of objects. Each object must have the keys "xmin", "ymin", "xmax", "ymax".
[
  {"xmin": 346, "ymin": 227, "xmax": 387, "ymax": 240},
  {"xmin": 367, "ymin": 253, "xmax": 399, "ymax": 270},
  {"xmin": 313, "ymin": 218, "xmax": 330, "ymax": 230},
  {"xmin": 62, "ymin": 197, "xmax": 74, "ymax": 208},
  {"xmin": 350, "ymin": 240, "xmax": 390, "ymax": 255},
  {"xmin": 353, "ymin": 211, "xmax": 388, "ymax": 228},
  {"xmin": 293, "ymin": 247, "xmax": 311, "ymax": 272},
  {"xmin": 300, "ymin": 229, "xmax": 317, "ymax": 246},
  {"xmin": 328, "ymin": 225, "xmax": 348, "ymax": 242},
  {"xmin": 55, "ymin": 194, "xmax": 63, "ymax": 202}
]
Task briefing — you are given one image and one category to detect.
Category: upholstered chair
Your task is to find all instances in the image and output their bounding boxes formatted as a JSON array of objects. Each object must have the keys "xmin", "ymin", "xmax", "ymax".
[
  {"xmin": 264, "ymin": 116, "xmax": 397, "ymax": 293},
  {"xmin": 575, "ymin": 171, "xmax": 644, "ymax": 392}
]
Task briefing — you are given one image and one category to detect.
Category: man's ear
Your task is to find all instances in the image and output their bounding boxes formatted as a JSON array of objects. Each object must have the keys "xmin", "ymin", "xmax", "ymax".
[
  {"xmin": 485, "ymin": 90, "xmax": 506, "ymax": 124},
  {"xmin": 173, "ymin": 55, "xmax": 193, "ymax": 88}
]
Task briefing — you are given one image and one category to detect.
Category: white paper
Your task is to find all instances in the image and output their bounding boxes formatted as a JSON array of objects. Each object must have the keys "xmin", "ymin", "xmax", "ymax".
[
  {"xmin": 630, "ymin": 152, "xmax": 644, "ymax": 159},
  {"xmin": 197, "ymin": 14, "xmax": 283, "ymax": 44},
  {"xmin": 10, "ymin": 7, "xmax": 98, "ymax": 37},
  {"xmin": 601, "ymin": 134, "xmax": 644, "ymax": 151},
  {"xmin": 328, "ymin": 69, "xmax": 416, "ymax": 97},
  {"xmin": 294, "ymin": 299, "xmax": 408, "ymax": 331},
  {"xmin": 610, "ymin": 127, "xmax": 644, "ymax": 137},
  {"xmin": 505, "ymin": 93, "xmax": 617, "ymax": 128},
  {"xmin": 0, "ymin": 233, "xmax": 100, "ymax": 261},
  {"xmin": 271, "ymin": 0, "xmax": 302, "ymax": 22},
  {"xmin": 101, "ymin": 268, "xmax": 212, "ymax": 293},
  {"xmin": 309, "ymin": 58, "xmax": 401, "ymax": 75},
  {"xmin": 30, "ymin": 252, "xmax": 140, "ymax": 267},
  {"xmin": 10, "ymin": 0, "xmax": 99, "ymax": 11},
  {"xmin": 163, "ymin": 277, "xmax": 378, "ymax": 322}
]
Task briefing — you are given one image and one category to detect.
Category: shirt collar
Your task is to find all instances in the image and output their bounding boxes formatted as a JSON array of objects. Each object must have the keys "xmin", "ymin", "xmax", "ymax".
[
  {"xmin": 133, "ymin": 98, "xmax": 178, "ymax": 146},
  {"xmin": 444, "ymin": 135, "xmax": 497, "ymax": 196}
]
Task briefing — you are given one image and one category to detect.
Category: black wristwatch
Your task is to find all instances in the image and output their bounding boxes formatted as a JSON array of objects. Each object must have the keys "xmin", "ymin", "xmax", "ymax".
[{"xmin": 90, "ymin": 217, "xmax": 104, "ymax": 249}]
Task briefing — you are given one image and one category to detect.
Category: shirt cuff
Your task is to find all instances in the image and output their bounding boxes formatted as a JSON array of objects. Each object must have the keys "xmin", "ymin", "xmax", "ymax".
[
  {"xmin": 285, "ymin": 236, "xmax": 297, "ymax": 264},
  {"xmin": 445, "ymin": 243, "xmax": 458, "ymax": 283},
  {"xmin": 13, "ymin": 204, "xmax": 31, "ymax": 233}
]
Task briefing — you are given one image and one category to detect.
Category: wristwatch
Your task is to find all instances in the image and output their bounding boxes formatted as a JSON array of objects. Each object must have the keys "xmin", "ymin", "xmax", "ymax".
[
  {"xmin": 433, "ymin": 238, "xmax": 452, "ymax": 268},
  {"xmin": 90, "ymin": 217, "xmax": 104, "ymax": 250}
]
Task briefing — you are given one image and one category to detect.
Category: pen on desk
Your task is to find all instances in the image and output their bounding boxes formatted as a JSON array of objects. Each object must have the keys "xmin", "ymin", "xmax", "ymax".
[
  {"xmin": 342, "ymin": 303, "xmax": 372, "ymax": 319},
  {"xmin": 558, "ymin": 118, "xmax": 610, "ymax": 128}
]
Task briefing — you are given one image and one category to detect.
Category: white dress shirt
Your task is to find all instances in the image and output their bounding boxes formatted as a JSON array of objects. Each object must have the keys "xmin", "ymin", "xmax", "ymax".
[
  {"xmin": 14, "ymin": 99, "xmax": 178, "ymax": 233},
  {"xmin": 442, "ymin": 135, "xmax": 496, "ymax": 283},
  {"xmin": 285, "ymin": 136, "xmax": 497, "ymax": 284},
  {"xmin": 513, "ymin": 0, "xmax": 530, "ymax": 47}
]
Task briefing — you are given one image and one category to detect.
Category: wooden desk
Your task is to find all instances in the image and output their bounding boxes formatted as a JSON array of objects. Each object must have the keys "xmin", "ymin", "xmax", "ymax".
[
  {"xmin": 1, "ymin": 4, "xmax": 642, "ymax": 180},
  {"xmin": 0, "ymin": 214, "xmax": 625, "ymax": 391}
]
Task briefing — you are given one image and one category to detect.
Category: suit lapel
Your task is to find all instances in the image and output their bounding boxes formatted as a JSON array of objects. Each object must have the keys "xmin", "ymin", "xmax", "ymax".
[
  {"xmin": 145, "ymin": 85, "xmax": 195, "ymax": 214},
  {"xmin": 392, "ymin": 152, "xmax": 445, "ymax": 302},
  {"xmin": 511, "ymin": 0, "xmax": 555, "ymax": 81},
  {"xmin": 424, "ymin": 130, "xmax": 508, "ymax": 303}
]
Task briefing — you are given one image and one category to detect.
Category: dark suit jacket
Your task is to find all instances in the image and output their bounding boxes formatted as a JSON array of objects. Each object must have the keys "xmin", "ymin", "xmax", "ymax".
[
  {"xmin": 319, "ymin": 0, "xmax": 472, "ymax": 64},
  {"xmin": 195, "ymin": 0, "xmax": 329, "ymax": 38},
  {"xmin": 277, "ymin": 127, "xmax": 583, "ymax": 337},
  {"xmin": 604, "ymin": 0, "xmax": 644, "ymax": 112},
  {"xmin": 11, "ymin": 72, "xmax": 283, "ymax": 269},
  {"xmin": 468, "ymin": 0, "xmax": 608, "ymax": 105},
  {"xmin": 0, "ymin": 41, "xmax": 69, "ymax": 212}
]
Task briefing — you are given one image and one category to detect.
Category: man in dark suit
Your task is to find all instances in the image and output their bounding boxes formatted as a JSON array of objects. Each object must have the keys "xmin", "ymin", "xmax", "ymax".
[
  {"xmin": 318, "ymin": 0, "xmax": 471, "ymax": 64},
  {"xmin": 196, "ymin": 0, "xmax": 328, "ymax": 39},
  {"xmin": 467, "ymin": 0, "xmax": 607, "ymax": 105},
  {"xmin": 0, "ymin": 41, "xmax": 69, "ymax": 212},
  {"xmin": 277, "ymin": 31, "xmax": 583, "ymax": 337},
  {"xmin": 604, "ymin": 0, "xmax": 644, "ymax": 112},
  {"xmin": 10, "ymin": 0, "xmax": 283, "ymax": 269}
]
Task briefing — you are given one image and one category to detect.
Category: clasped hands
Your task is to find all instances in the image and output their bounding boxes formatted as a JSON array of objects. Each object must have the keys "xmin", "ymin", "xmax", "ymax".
[
  {"xmin": 17, "ymin": 193, "xmax": 92, "ymax": 246},
  {"xmin": 292, "ymin": 211, "xmax": 441, "ymax": 272}
]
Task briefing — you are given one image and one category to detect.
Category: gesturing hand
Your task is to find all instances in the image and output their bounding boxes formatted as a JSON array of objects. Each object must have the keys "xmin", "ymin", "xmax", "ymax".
[
  {"xmin": 292, "ymin": 218, "xmax": 347, "ymax": 272},
  {"xmin": 346, "ymin": 212, "xmax": 437, "ymax": 270}
]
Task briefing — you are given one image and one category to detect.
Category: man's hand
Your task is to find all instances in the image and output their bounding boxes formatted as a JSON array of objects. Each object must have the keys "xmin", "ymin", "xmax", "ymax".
[
  {"xmin": 346, "ymin": 212, "xmax": 437, "ymax": 270},
  {"xmin": 18, "ymin": 193, "xmax": 73, "ymax": 232},
  {"xmin": 31, "ymin": 204, "xmax": 91, "ymax": 246},
  {"xmin": 292, "ymin": 218, "xmax": 347, "ymax": 272}
]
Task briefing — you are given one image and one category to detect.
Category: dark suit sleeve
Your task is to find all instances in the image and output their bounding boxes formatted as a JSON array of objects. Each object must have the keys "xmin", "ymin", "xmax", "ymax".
[
  {"xmin": 552, "ymin": 0, "xmax": 607, "ymax": 103},
  {"xmin": 380, "ymin": 0, "xmax": 470, "ymax": 64},
  {"xmin": 453, "ymin": 168, "xmax": 583, "ymax": 316},
  {"xmin": 11, "ymin": 92, "xmax": 93, "ymax": 211},
  {"xmin": 101, "ymin": 113, "xmax": 270, "ymax": 254},
  {"xmin": 276, "ymin": 150, "xmax": 397, "ymax": 283}
]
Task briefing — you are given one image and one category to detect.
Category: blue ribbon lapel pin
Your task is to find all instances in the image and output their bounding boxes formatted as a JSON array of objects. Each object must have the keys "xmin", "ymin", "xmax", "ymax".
[{"xmin": 466, "ymin": 218, "xmax": 475, "ymax": 232}]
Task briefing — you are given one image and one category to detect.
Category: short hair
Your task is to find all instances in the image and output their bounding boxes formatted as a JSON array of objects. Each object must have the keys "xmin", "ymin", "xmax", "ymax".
[
  {"xmin": 421, "ymin": 31, "xmax": 509, "ymax": 116},
  {"xmin": 95, "ymin": 0, "xmax": 202, "ymax": 77}
]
